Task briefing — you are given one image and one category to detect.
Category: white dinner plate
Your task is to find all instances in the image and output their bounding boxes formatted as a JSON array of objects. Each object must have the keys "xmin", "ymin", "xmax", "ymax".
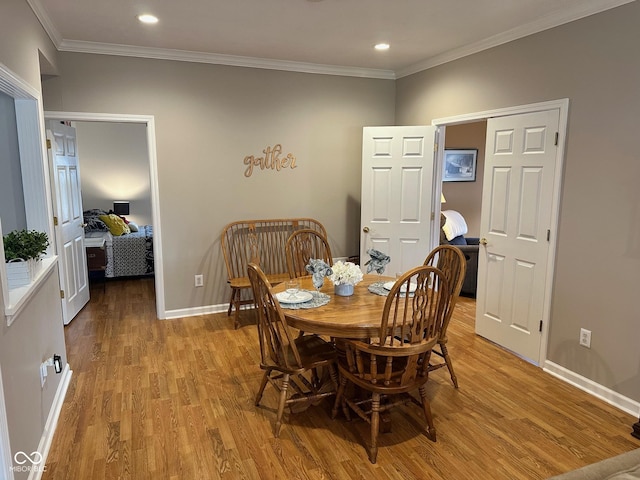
[
  {"xmin": 382, "ymin": 281, "xmax": 417, "ymax": 293},
  {"xmin": 276, "ymin": 291, "xmax": 314, "ymax": 304}
]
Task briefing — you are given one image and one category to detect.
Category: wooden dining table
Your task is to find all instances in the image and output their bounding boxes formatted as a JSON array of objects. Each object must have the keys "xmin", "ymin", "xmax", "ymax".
[{"xmin": 271, "ymin": 274, "xmax": 394, "ymax": 339}]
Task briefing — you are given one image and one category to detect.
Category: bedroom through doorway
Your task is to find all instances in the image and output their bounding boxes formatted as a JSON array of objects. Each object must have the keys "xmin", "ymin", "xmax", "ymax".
[{"xmin": 45, "ymin": 111, "xmax": 165, "ymax": 321}]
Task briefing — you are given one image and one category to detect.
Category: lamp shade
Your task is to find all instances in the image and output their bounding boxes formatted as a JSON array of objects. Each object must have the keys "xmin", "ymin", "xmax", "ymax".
[
  {"xmin": 113, "ymin": 201, "xmax": 130, "ymax": 216},
  {"xmin": 440, "ymin": 193, "xmax": 446, "ymax": 203}
]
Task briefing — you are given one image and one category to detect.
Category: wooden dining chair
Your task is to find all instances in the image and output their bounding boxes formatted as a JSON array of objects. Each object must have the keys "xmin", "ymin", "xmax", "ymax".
[
  {"xmin": 423, "ymin": 245, "xmax": 467, "ymax": 388},
  {"xmin": 247, "ymin": 263, "xmax": 338, "ymax": 437},
  {"xmin": 285, "ymin": 229, "xmax": 333, "ymax": 279},
  {"xmin": 332, "ymin": 265, "xmax": 450, "ymax": 463}
]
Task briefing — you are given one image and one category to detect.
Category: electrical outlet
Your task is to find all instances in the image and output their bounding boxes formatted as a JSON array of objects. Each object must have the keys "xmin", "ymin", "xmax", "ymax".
[
  {"xmin": 579, "ymin": 328, "xmax": 591, "ymax": 348},
  {"xmin": 194, "ymin": 274, "xmax": 204, "ymax": 287}
]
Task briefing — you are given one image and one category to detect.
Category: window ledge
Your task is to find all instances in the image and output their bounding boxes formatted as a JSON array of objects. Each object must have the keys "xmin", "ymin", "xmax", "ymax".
[{"xmin": 4, "ymin": 256, "xmax": 58, "ymax": 326}]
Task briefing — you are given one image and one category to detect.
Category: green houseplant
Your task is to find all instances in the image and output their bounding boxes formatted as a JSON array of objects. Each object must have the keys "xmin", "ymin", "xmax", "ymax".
[
  {"xmin": 3, "ymin": 229, "xmax": 49, "ymax": 261},
  {"xmin": 3, "ymin": 229, "xmax": 49, "ymax": 288}
]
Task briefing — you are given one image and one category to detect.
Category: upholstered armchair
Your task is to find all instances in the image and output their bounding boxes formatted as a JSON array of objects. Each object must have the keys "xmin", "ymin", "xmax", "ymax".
[{"xmin": 440, "ymin": 210, "xmax": 478, "ymax": 297}]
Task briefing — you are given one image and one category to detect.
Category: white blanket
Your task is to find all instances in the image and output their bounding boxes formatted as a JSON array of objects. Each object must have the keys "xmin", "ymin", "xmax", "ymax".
[{"xmin": 442, "ymin": 210, "xmax": 468, "ymax": 241}]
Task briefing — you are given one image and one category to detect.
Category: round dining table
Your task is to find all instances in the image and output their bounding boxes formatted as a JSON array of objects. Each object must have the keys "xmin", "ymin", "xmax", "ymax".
[{"xmin": 271, "ymin": 274, "xmax": 394, "ymax": 339}]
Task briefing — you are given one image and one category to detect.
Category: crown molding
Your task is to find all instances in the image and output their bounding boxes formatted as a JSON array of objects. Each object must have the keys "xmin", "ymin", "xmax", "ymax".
[
  {"xmin": 58, "ymin": 40, "xmax": 397, "ymax": 80},
  {"xmin": 397, "ymin": 0, "xmax": 636, "ymax": 78},
  {"xmin": 26, "ymin": 0, "xmax": 62, "ymax": 47},
  {"xmin": 28, "ymin": 0, "xmax": 634, "ymax": 80}
]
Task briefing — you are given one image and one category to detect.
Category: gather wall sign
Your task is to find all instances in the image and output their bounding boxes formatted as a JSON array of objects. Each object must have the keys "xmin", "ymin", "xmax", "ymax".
[{"xmin": 244, "ymin": 144, "xmax": 297, "ymax": 177}]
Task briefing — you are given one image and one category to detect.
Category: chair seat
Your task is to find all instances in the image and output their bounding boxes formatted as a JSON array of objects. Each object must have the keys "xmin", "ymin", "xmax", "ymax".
[{"xmin": 294, "ymin": 334, "xmax": 337, "ymax": 367}]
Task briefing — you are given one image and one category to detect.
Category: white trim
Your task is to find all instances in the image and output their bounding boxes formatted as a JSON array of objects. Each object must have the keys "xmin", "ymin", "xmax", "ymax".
[
  {"xmin": 0, "ymin": 367, "xmax": 14, "ymax": 480},
  {"xmin": 57, "ymin": 40, "xmax": 396, "ymax": 80},
  {"xmin": 164, "ymin": 303, "xmax": 230, "ymax": 320},
  {"xmin": 15, "ymin": 99, "xmax": 51, "ymax": 236},
  {"xmin": 432, "ymin": 98, "xmax": 570, "ymax": 367},
  {"xmin": 25, "ymin": 0, "xmax": 62, "ymax": 47},
  {"xmin": 544, "ymin": 361, "xmax": 640, "ymax": 418},
  {"xmin": 4, "ymin": 257, "xmax": 58, "ymax": 325},
  {"xmin": 44, "ymin": 111, "xmax": 167, "ymax": 319},
  {"xmin": 28, "ymin": 364, "xmax": 72, "ymax": 480}
]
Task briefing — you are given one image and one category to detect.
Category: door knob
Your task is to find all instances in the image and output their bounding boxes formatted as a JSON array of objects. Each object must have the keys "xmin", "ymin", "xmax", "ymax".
[
  {"xmin": 480, "ymin": 237, "xmax": 488, "ymax": 245},
  {"xmin": 363, "ymin": 227, "xmax": 370, "ymax": 233},
  {"xmin": 81, "ymin": 223, "xmax": 87, "ymax": 228}
]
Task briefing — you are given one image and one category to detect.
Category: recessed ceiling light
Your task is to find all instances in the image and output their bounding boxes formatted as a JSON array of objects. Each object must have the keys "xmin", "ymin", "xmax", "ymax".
[
  {"xmin": 374, "ymin": 43, "xmax": 390, "ymax": 51},
  {"xmin": 137, "ymin": 14, "xmax": 158, "ymax": 24}
]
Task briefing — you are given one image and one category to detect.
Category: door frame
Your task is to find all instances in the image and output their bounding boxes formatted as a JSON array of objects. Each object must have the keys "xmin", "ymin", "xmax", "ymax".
[
  {"xmin": 432, "ymin": 98, "xmax": 569, "ymax": 366},
  {"xmin": 44, "ymin": 111, "xmax": 166, "ymax": 319}
]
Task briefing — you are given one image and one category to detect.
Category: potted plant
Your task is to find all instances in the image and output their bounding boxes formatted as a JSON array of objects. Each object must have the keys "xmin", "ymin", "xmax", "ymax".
[{"xmin": 3, "ymin": 229, "xmax": 49, "ymax": 288}]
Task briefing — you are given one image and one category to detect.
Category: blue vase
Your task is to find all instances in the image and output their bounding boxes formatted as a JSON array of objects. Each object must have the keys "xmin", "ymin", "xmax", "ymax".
[{"xmin": 334, "ymin": 283, "xmax": 354, "ymax": 296}]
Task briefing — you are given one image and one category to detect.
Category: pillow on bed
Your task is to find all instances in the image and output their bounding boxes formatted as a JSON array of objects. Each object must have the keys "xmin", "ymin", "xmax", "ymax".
[
  {"xmin": 127, "ymin": 221, "xmax": 139, "ymax": 232},
  {"xmin": 99, "ymin": 214, "xmax": 131, "ymax": 236}
]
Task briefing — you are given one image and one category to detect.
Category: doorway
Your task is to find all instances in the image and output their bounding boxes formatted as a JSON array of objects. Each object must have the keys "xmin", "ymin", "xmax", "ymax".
[
  {"xmin": 433, "ymin": 98, "xmax": 569, "ymax": 366},
  {"xmin": 44, "ymin": 111, "xmax": 166, "ymax": 319}
]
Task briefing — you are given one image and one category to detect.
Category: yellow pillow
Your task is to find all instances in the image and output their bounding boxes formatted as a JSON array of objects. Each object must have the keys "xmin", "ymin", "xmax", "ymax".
[{"xmin": 99, "ymin": 214, "xmax": 130, "ymax": 236}]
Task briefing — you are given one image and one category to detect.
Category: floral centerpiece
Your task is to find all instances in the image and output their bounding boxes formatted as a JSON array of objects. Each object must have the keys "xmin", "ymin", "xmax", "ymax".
[{"xmin": 329, "ymin": 261, "xmax": 363, "ymax": 296}]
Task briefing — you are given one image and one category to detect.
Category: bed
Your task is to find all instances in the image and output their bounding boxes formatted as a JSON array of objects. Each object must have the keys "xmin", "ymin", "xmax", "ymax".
[{"xmin": 83, "ymin": 209, "xmax": 154, "ymax": 278}]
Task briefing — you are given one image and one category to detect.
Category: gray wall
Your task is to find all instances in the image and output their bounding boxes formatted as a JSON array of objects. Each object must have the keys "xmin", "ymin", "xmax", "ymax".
[
  {"xmin": 0, "ymin": 266, "xmax": 66, "ymax": 477},
  {"xmin": 0, "ymin": 92, "xmax": 26, "ymax": 233},
  {"xmin": 75, "ymin": 121, "xmax": 153, "ymax": 226},
  {"xmin": 395, "ymin": 2, "xmax": 640, "ymax": 402},
  {"xmin": 42, "ymin": 54, "xmax": 395, "ymax": 312},
  {"xmin": 0, "ymin": 0, "xmax": 67, "ymax": 477}
]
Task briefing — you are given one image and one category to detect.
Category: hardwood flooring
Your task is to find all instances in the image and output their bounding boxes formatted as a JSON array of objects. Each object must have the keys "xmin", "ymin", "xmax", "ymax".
[{"xmin": 42, "ymin": 278, "xmax": 639, "ymax": 479}]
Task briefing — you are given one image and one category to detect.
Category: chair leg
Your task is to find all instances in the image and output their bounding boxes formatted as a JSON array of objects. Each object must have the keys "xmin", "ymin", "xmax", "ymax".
[
  {"xmin": 328, "ymin": 363, "xmax": 339, "ymax": 391},
  {"xmin": 228, "ymin": 288, "xmax": 242, "ymax": 329},
  {"xmin": 274, "ymin": 373, "xmax": 290, "ymax": 437},
  {"xmin": 440, "ymin": 342, "xmax": 458, "ymax": 388},
  {"xmin": 255, "ymin": 370, "xmax": 270, "ymax": 406},
  {"xmin": 418, "ymin": 384, "xmax": 437, "ymax": 442},
  {"xmin": 440, "ymin": 343, "xmax": 458, "ymax": 388},
  {"xmin": 332, "ymin": 374, "xmax": 349, "ymax": 420},
  {"xmin": 369, "ymin": 392, "xmax": 381, "ymax": 464},
  {"xmin": 227, "ymin": 289, "xmax": 236, "ymax": 316}
]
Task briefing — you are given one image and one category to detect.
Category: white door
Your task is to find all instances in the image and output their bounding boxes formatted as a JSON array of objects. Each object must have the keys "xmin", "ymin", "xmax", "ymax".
[
  {"xmin": 475, "ymin": 109, "xmax": 560, "ymax": 362},
  {"xmin": 360, "ymin": 126, "xmax": 438, "ymax": 275},
  {"xmin": 46, "ymin": 121, "xmax": 89, "ymax": 325}
]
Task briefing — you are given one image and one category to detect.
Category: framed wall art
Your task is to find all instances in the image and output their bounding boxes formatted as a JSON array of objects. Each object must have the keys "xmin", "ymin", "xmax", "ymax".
[{"xmin": 443, "ymin": 149, "xmax": 477, "ymax": 182}]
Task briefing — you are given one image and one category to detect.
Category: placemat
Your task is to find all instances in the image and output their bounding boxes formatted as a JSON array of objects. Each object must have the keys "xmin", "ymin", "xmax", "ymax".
[
  {"xmin": 368, "ymin": 282, "xmax": 414, "ymax": 298},
  {"xmin": 279, "ymin": 290, "xmax": 331, "ymax": 309}
]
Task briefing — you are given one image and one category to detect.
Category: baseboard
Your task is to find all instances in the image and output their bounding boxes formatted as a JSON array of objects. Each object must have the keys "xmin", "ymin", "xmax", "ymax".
[
  {"xmin": 544, "ymin": 361, "xmax": 640, "ymax": 417},
  {"xmin": 30, "ymin": 364, "xmax": 72, "ymax": 480},
  {"xmin": 163, "ymin": 303, "xmax": 231, "ymax": 320}
]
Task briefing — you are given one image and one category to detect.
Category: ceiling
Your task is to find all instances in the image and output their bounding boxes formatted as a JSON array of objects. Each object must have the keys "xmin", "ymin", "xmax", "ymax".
[{"xmin": 29, "ymin": 0, "xmax": 633, "ymax": 79}]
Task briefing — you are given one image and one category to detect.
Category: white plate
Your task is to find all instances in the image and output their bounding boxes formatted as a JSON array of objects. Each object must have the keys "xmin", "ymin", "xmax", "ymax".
[
  {"xmin": 383, "ymin": 281, "xmax": 417, "ymax": 293},
  {"xmin": 276, "ymin": 291, "xmax": 314, "ymax": 304}
]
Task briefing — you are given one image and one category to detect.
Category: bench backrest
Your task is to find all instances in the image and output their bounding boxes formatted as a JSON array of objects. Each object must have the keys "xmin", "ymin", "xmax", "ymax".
[{"xmin": 221, "ymin": 218, "xmax": 327, "ymax": 281}]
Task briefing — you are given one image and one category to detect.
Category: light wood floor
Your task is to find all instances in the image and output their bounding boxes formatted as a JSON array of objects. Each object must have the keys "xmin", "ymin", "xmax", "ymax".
[{"xmin": 43, "ymin": 278, "xmax": 638, "ymax": 479}]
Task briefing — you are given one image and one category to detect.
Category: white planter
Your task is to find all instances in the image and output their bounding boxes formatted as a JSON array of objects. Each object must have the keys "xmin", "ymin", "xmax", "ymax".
[
  {"xmin": 334, "ymin": 283, "xmax": 355, "ymax": 296},
  {"xmin": 5, "ymin": 258, "xmax": 40, "ymax": 289}
]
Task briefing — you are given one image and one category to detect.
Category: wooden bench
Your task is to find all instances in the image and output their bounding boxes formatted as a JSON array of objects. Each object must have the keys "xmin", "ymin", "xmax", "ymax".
[{"xmin": 221, "ymin": 218, "xmax": 327, "ymax": 328}]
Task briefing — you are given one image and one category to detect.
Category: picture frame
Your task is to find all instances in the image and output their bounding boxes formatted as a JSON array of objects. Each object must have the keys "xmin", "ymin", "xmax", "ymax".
[{"xmin": 443, "ymin": 149, "xmax": 477, "ymax": 182}]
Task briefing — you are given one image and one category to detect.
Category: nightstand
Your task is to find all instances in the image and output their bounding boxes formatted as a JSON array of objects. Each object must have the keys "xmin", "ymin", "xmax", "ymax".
[{"xmin": 85, "ymin": 237, "xmax": 106, "ymax": 289}]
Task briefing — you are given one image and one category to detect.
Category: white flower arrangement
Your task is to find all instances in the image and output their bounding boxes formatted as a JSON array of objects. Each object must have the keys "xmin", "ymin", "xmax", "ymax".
[{"xmin": 329, "ymin": 261, "xmax": 363, "ymax": 286}]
